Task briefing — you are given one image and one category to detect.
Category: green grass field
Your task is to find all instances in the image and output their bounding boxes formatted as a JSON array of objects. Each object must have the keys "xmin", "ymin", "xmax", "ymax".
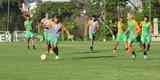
[{"xmin": 0, "ymin": 41, "xmax": 160, "ymax": 80}]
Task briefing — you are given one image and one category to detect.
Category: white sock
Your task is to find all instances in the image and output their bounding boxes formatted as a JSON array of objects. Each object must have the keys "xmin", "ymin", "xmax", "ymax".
[
  {"xmin": 132, "ymin": 55, "xmax": 136, "ymax": 59},
  {"xmin": 55, "ymin": 56, "xmax": 59, "ymax": 59},
  {"xmin": 144, "ymin": 55, "xmax": 148, "ymax": 60}
]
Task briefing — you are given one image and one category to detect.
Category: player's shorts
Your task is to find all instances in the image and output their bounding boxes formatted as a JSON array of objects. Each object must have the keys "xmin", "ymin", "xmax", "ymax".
[
  {"xmin": 127, "ymin": 33, "xmax": 137, "ymax": 44},
  {"xmin": 141, "ymin": 34, "xmax": 151, "ymax": 44},
  {"xmin": 47, "ymin": 36, "xmax": 58, "ymax": 46},
  {"xmin": 89, "ymin": 32, "xmax": 96, "ymax": 40},
  {"xmin": 116, "ymin": 32, "xmax": 126, "ymax": 42},
  {"xmin": 24, "ymin": 31, "xmax": 33, "ymax": 39},
  {"xmin": 43, "ymin": 32, "xmax": 48, "ymax": 41}
]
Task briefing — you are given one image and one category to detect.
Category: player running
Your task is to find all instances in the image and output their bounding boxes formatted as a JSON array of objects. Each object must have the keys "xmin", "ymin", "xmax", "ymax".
[
  {"xmin": 140, "ymin": 16, "xmax": 152, "ymax": 59},
  {"xmin": 112, "ymin": 17, "xmax": 127, "ymax": 56},
  {"xmin": 24, "ymin": 16, "xmax": 36, "ymax": 49},
  {"xmin": 47, "ymin": 15, "xmax": 71, "ymax": 59},
  {"xmin": 40, "ymin": 14, "xmax": 52, "ymax": 53},
  {"xmin": 126, "ymin": 15, "xmax": 138, "ymax": 59},
  {"xmin": 87, "ymin": 16, "xmax": 99, "ymax": 51}
]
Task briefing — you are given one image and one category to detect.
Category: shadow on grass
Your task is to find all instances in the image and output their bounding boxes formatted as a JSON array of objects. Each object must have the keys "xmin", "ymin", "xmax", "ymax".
[
  {"xmin": 72, "ymin": 55, "xmax": 115, "ymax": 60},
  {"xmin": 70, "ymin": 48, "xmax": 112, "ymax": 54}
]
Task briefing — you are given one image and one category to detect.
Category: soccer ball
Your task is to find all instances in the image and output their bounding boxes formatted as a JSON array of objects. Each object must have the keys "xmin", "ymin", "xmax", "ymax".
[{"xmin": 40, "ymin": 54, "xmax": 47, "ymax": 61}]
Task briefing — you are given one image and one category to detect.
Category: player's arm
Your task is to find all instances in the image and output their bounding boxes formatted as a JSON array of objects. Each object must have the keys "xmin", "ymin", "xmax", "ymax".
[
  {"xmin": 24, "ymin": 21, "xmax": 28, "ymax": 31},
  {"xmin": 87, "ymin": 20, "xmax": 91, "ymax": 32},
  {"xmin": 96, "ymin": 21, "xmax": 100, "ymax": 32},
  {"xmin": 124, "ymin": 22, "xmax": 129, "ymax": 35},
  {"xmin": 61, "ymin": 26, "xmax": 70, "ymax": 35},
  {"xmin": 48, "ymin": 20, "xmax": 53, "ymax": 29},
  {"xmin": 135, "ymin": 22, "xmax": 141, "ymax": 34},
  {"xmin": 60, "ymin": 24, "xmax": 73, "ymax": 39}
]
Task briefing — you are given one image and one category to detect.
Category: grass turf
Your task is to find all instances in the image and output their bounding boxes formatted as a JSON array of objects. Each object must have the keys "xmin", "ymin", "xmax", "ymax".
[{"xmin": 0, "ymin": 41, "xmax": 160, "ymax": 80}]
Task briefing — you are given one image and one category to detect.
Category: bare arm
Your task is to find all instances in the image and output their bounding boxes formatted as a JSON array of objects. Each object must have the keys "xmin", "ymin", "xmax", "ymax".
[{"xmin": 96, "ymin": 22, "xmax": 100, "ymax": 32}]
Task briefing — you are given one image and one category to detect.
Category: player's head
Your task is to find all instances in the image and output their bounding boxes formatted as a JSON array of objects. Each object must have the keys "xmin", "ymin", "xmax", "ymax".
[
  {"xmin": 130, "ymin": 15, "xmax": 135, "ymax": 20},
  {"xmin": 144, "ymin": 16, "xmax": 149, "ymax": 22},
  {"xmin": 91, "ymin": 15, "xmax": 97, "ymax": 22},
  {"xmin": 53, "ymin": 15, "xmax": 60, "ymax": 23},
  {"xmin": 128, "ymin": 14, "xmax": 135, "ymax": 20},
  {"xmin": 26, "ymin": 15, "xmax": 30, "ymax": 20},
  {"xmin": 118, "ymin": 17, "xmax": 123, "ymax": 22}
]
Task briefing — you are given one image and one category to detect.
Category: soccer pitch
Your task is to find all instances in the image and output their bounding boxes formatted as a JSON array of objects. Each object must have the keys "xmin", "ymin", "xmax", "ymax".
[{"xmin": 0, "ymin": 41, "xmax": 160, "ymax": 80}]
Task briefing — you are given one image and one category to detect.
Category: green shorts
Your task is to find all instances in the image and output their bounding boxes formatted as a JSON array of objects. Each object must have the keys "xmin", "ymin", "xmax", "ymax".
[
  {"xmin": 24, "ymin": 31, "xmax": 33, "ymax": 39},
  {"xmin": 89, "ymin": 32, "xmax": 96, "ymax": 40},
  {"xmin": 43, "ymin": 32, "xmax": 49, "ymax": 41},
  {"xmin": 141, "ymin": 34, "xmax": 151, "ymax": 44},
  {"xmin": 47, "ymin": 36, "xmax": 58, "ymax": 46},
  {"xmin": 116, "ymin": 32, "xmax": 126, "ymax": 42},
  {"xmin": 127, "ymin": 33, "xmax": 137, "ymax": 44}
]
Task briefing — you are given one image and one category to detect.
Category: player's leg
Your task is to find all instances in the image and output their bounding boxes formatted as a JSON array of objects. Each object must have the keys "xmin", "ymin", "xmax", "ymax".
[
  {"xmin": 53, "ymin": 45, "xmax": 59, "ymax": 59},
  {"xmin": 141, "ymin": 35, "xmax": 148, "ymax": 59},
  {"xmin": 31, "ymin": 38, "xmax": 36, "ymax": 49},
  {"xmin": 112, "ymin": 33, "xmax": 120, "ymax": 56},
  {"xmin": 127, "ymin": 42, "xmax": 135, "ymax": 57},
  {"xmin": 46, "ymin": 34, "xmax": 53, "ymax": 54},
  {"xmin": 125, "ymin": 41, "xmax": 128, "ymax": 52},
  {"xmin": 25, "ymin": 31, "xmax": 31, "ymax": 49},
  {"xmin": 31, "ymin": 33, "xmax": 36, "ymax": 49},
  {"xmin": 127, "ymin": 35, "xmax": 136, "ymax": 59},
  {"xmin": 112, "ymin": 41, "xmax": 119, "ymax": 56},
  {"xmin": 27, "ymin": 38, "xmax": 31, "ymax": 49},
  {"xmin": 144, "ymin": 35, "xmax": 151, "ymax": 59},
  {"xmin": 51, "ymin": 37, "xmax": 59, "ymax": 59},
  {"xmin": 89, "ymin": 33, "xmax": 94, "ymax": 51},
  {"xmin": 123, "ymin": 33, "xmax": 128, "ymax": 54},
  {"xmin": 47, "ymin": 42, "xmax": 52, "ymax": 53},
  {"xmin": 147, "ymin": 35, "xmax": 151, "ymax": 51},
  {"xmin": 137, "ymin": 34, "xmax": 143, "ymax": 49}
]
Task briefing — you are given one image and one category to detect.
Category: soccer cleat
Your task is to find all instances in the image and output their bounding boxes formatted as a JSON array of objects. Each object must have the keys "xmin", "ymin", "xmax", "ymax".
[
  {"xmin": 90, "ymin": 46, "xmax": 94, "ymax": 51},
  {"xmin": 132, "ymin": 55, "xmax": 136, "ymax": 60},
  {"xmin": 49, "ymin": 49, "xmax": 53, "ymax": 54},
  {"xmin": 112, "ymin": 49, "xmax": 116, "ymax": 56},
  {"xmin": 144, "ymin": 55, "xmax": 148, "ymax": 60},
  {"xmin": 33, "ymin": 45, "xmax": 36, "ymax": 50},
  {"xmin": 27, "ymin": 46, "xmax": 30, "ymax": 49}
]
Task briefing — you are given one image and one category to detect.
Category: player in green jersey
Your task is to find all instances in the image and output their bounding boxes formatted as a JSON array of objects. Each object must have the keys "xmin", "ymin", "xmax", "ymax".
[
  {"xmin": 24, "ymin": 16, "xmax": 36, "ymax": 49},
  {"xmin": 140, "ymin": 16, "xmax": 151, "ymax": 59},
  {"xmin": 112, "ymin": 17, "xmax": 127, "ymax": 56},
  {"xmin": 126, "ymin": 15, "xmax": 138, "ymax": 59}
]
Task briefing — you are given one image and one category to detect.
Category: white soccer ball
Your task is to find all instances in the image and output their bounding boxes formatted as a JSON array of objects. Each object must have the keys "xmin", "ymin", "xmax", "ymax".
[{"xmin": 40, "ymin": 54, "xmax": 47, "ymax": 60}]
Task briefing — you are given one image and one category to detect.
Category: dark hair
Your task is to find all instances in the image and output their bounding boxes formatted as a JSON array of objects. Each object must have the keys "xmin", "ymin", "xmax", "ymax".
[
  {"xmin": 92, "ymin": 15, "xmax": 97, "ymax": 22},
  {"xmin": 118, "ymin": 17, "xmax": 123, "ymax": 20},
  {"xmin": 144, "ymin": 16, "xmax": 149, "ymax": 22},
  {"xmin": 54, "ymin": 15, "xmax": 61, "ymax": 23}
]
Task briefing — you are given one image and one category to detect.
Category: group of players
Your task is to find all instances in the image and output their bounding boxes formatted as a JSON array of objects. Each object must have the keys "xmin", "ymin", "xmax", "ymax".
[
  {"xmin": 24, "ymin": 15, "xmax": 71, "ymax": 59},
  {"xmin": 23, "ymin": 13, "xmax": 152, "ymax": 60},
  {"xmin": 112, "ymin": 15, "xmax": 152, "ymax": 60}
]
